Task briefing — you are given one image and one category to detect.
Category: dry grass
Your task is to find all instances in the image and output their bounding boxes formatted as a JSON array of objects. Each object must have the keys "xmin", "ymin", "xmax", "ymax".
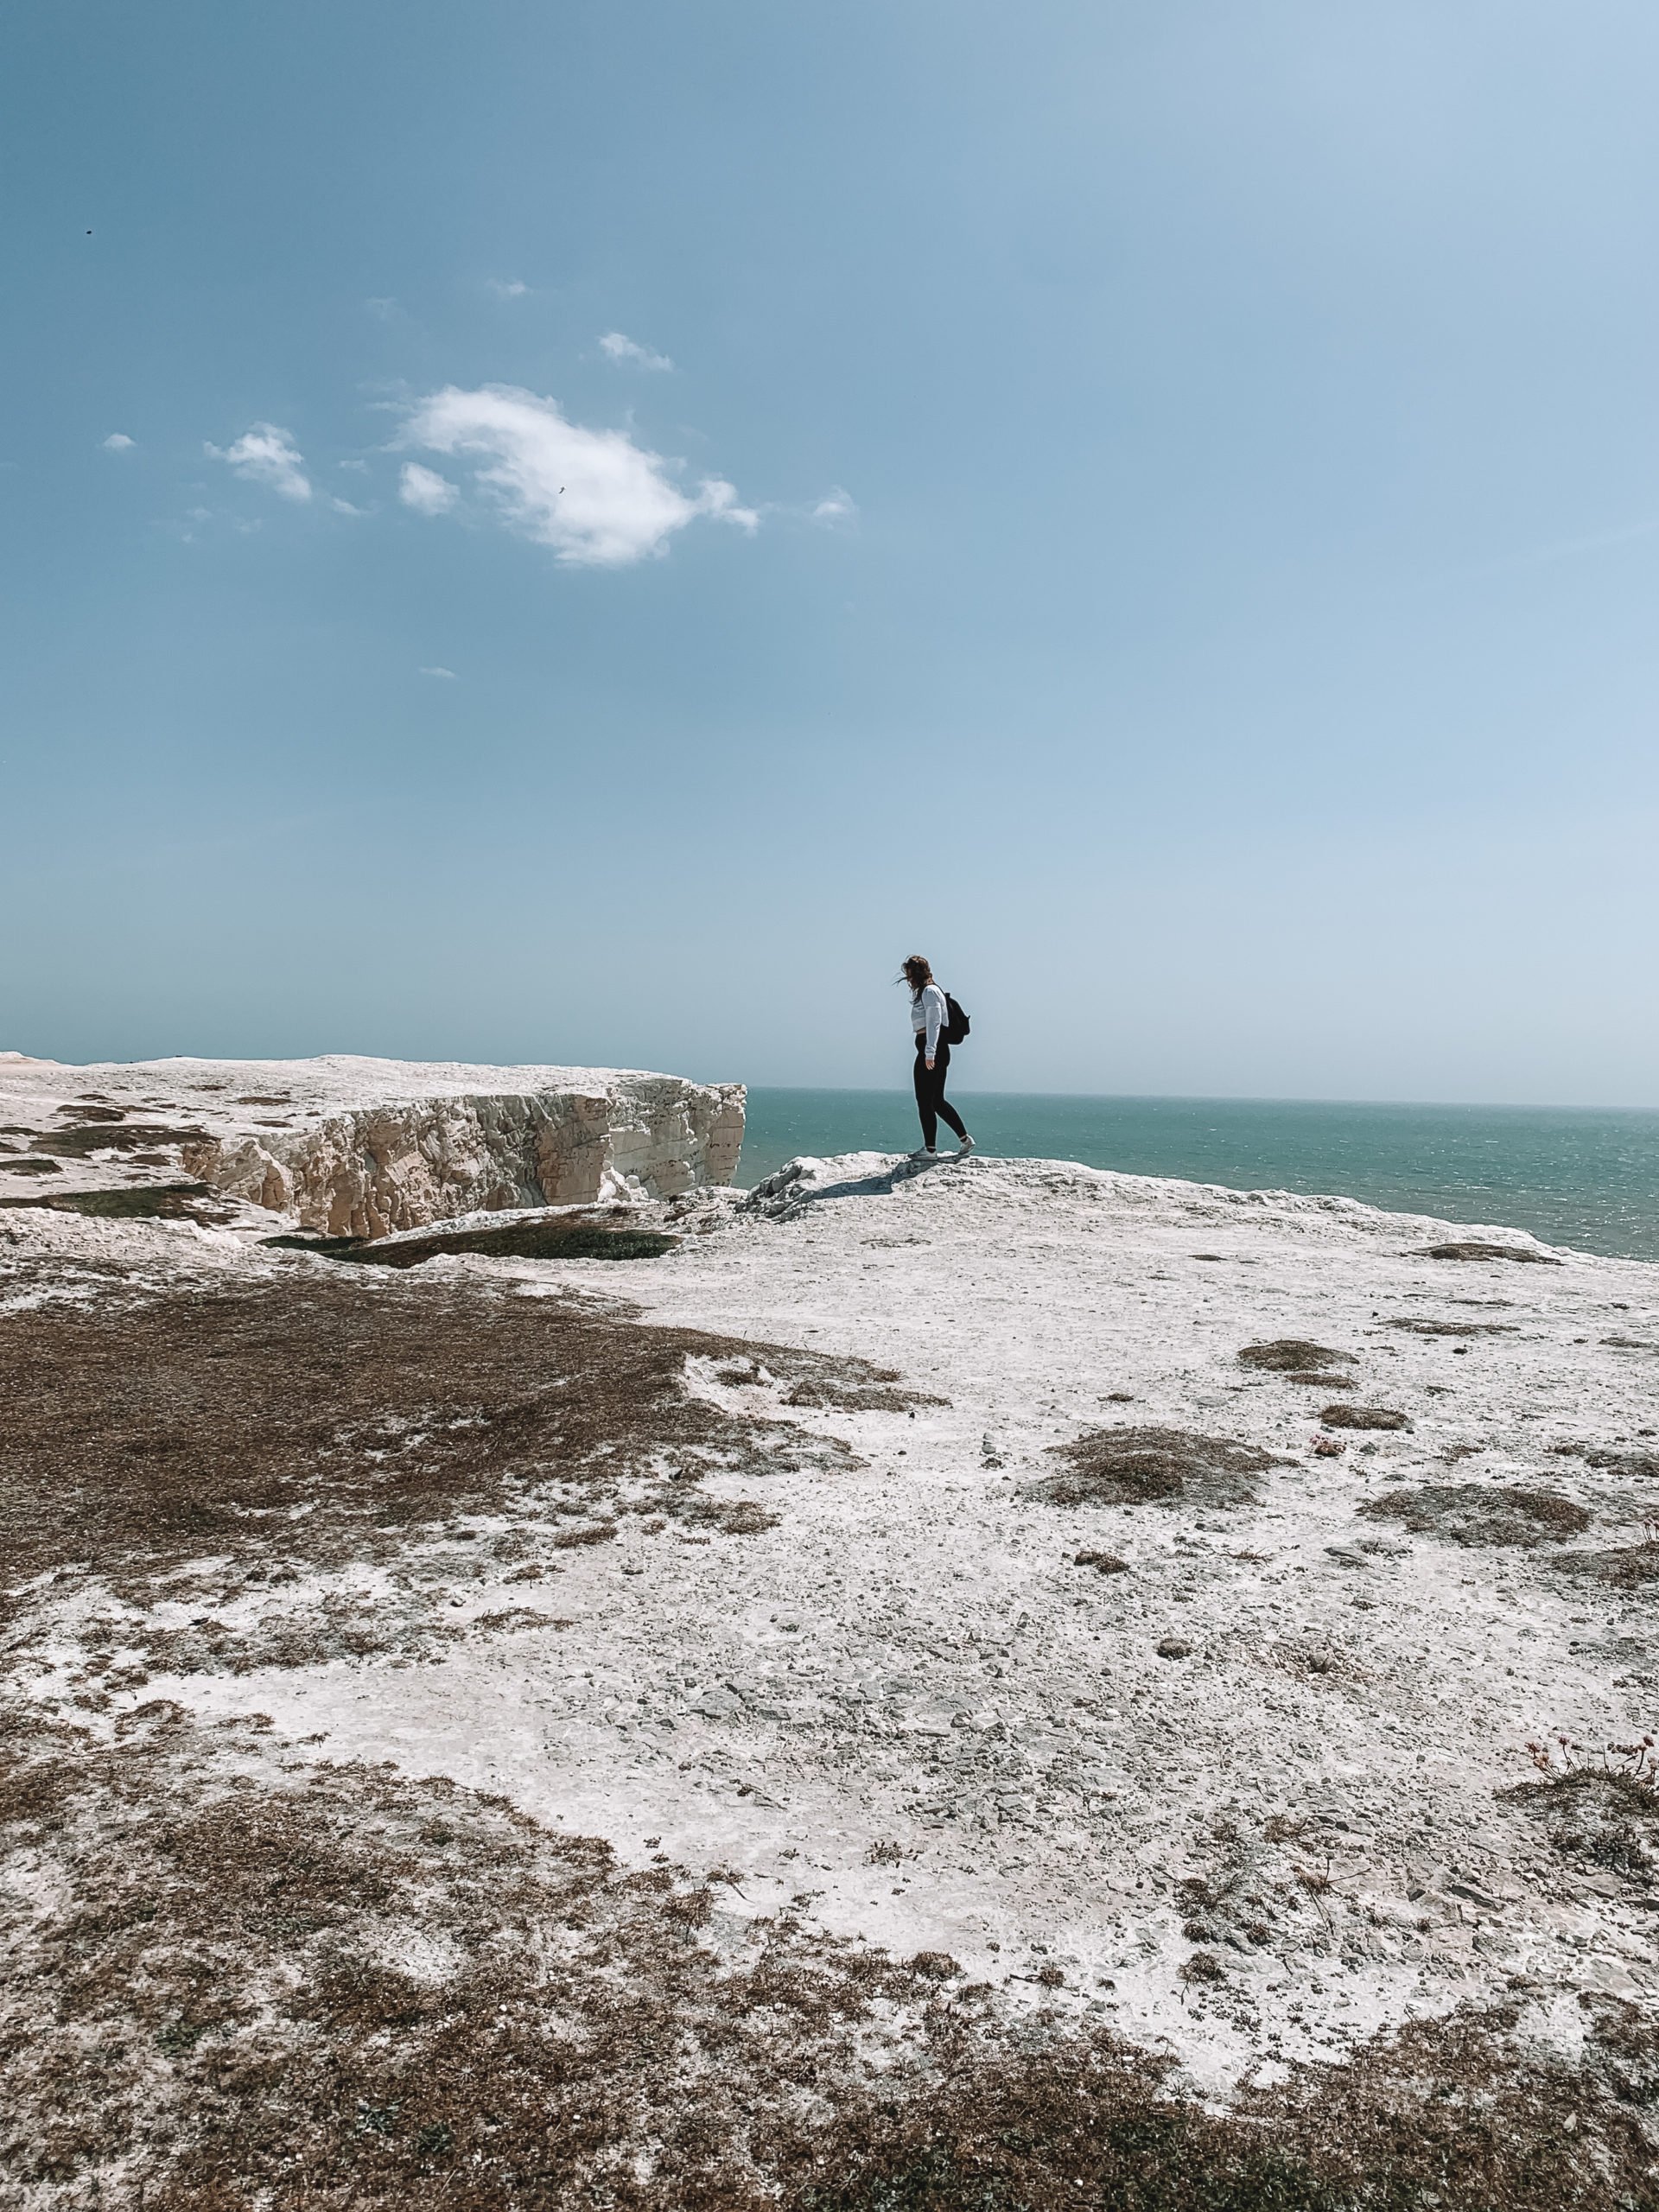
[
  {"xmin": 1320, "ymin": 1406, "xmax": 1410, "ymax": 1432},
  {"xmin": 1554, "ymin": 1541, "xmax": 1659, "ymax": 1590},
  {"xmin": 0, "ymin": 1271, "xmax": 938, "ymax": 1599},
  {"xmin": 264, "ymin": 1207, "xmax": 679, "ymax": 1266},
  {"xmin": 1028, "ymin": 1428, "xmax": 1285, "ymax": 1510},
  {"xmin": 1414, "ymin": 1242, "xmax": 1562, "ymax": 1264},
  {"xmin": 27, "ymin": 1121, "xmax": 210, "ymax": 1158},
  {"xmin": 1503, "ymin": 1766, "xmax": 1658, "ymax": 1884},
  {"xmin": 1551, "ymin": 1444, "xmax": 1659, "ymax": 1481},
  {"xmin": 4, "ymin": 1711, "xmax": 1656, "ymax": 2210},
  {"xmin": 1389, "ymin": 1319, "xmax": 1518, "ymax": 1338},
  {"xmin": 0, "ymin": 1183, "xmax": 236, "ymax": 1223},
  {"xmin": 1357, "ymin": 1484, "xmax": 1592, "ymax": 1548},
  {"xmin": 1236, "ymin": 1341, "xmax": 1359, "ymax": 1374}
]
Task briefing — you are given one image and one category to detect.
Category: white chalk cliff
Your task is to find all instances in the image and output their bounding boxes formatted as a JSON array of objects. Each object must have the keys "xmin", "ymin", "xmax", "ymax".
[{"xmin": 0, "ymin": 1054, "xmax": 745, "ymax": 1237}]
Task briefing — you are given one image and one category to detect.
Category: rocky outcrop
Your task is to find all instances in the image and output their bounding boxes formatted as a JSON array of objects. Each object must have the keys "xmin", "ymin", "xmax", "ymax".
[
  {"xmin": 188, "ymin": 1080, "xmax": 744, "ymax": 1237},
  {"xmin": 0, "ymin": 1055, "xmax": 745, "ymax": 1239}
]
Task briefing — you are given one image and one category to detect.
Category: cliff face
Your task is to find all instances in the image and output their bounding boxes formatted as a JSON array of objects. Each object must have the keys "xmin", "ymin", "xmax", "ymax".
[{"xmin": 0, "ymin": 1055, "xmax": 745, "ymax": 1239}]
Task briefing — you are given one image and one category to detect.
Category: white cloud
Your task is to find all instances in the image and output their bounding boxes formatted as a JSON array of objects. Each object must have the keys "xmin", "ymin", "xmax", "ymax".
[
  {"xmin": 101, "ymin": 432, "xmax": 134, "ymax": 452},
  {"xmin": 331, "ymin": 497, "xmax": 366, "ymax": 516},
  {"xmin": 488, "ymin": 278, "xmax": 529, "ymax": 299},
  {"xmin": 418, "ymin": 665, "xmax": 458, "ymax": 679},
  {"xmin": 599, "ymin": 330, "xmax": 673, "ymax": 372},
  {"xmin": 398, "ymin": 384, "xmax": 755, "ymax": 567},
  {"xmin": 811, "ymin": 486, "xmax": 857, "ymax": 524},
  {"xmin": 205, "ymin": 423, "xmax": 312, "ymax": 503},
  {"xmin": 399, "ymin": 462, "xmax": 459, "ymax": 516}
]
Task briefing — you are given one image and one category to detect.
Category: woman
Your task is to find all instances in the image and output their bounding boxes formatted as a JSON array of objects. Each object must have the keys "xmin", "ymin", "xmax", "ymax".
[{"xmin": 900, "ymin": 953, "xmax": 974, "ymax": 1160}]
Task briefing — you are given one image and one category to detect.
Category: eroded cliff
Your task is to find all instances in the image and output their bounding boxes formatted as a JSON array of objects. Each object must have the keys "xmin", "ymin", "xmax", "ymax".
[{"xmin": 0, "ymin": 1053, "xmax": 745, "ymax": 1237}]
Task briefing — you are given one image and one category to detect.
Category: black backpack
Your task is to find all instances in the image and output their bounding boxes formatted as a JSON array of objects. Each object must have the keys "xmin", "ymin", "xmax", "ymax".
[{"xmin": 944, "ymin": 992, "xmax": 971, "ymax": 1045}]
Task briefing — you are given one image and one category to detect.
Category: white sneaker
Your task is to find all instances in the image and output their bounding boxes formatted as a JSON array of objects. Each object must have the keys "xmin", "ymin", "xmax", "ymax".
[
  {"xmin": 909, "ymin": 1146, "xmax": 937, "ymax": 1160},
  {"xmin": 956, "ymin": 1135, "xmax": 975, "ymax": 1158}
]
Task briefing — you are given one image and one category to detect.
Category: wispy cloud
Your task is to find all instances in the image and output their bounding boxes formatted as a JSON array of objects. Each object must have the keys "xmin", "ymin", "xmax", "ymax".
[
  {"xmin": 811, "ymin": 486, "xmax": 857, "ymax": 524},
  {"xmin": 101, "ymin": 432, "xmax": 134, "ymax": 453},
  {"xmin": 488, "ymin": 278, "xmax": 529, "ymax": 300},
  {"xmin": 205, "ymin": 423, "xmax": 312, "ymax": 503},
  {"xmin": 398, "ymin": 385, "xmax": 755, "ymax": 567},
  {"xmin": 418, "ymin": 665, "xmax": 458, "ymax": 679},
  {"xmin": 399, "ymin": 462, "xmax": 459, "ymax": 516},
  {"xmin": 599, "ymin": 330, "xmax": 673, "ymax": 372},
  {"xmin": 1452, "ymin": 514, "xmax": 1659, "ymax": 582}
]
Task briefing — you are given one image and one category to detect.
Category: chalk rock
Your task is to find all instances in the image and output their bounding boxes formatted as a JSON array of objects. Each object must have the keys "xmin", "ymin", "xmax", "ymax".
[{"xmin": 0, "ymin": 1054, "xmax": 744, "ymax": 1239}]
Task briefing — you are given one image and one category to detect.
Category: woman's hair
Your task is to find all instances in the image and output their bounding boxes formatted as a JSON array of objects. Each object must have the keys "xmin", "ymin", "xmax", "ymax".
[{"xmin": 900, "ymin": 953, "xmax": 933, "ymax": 998}]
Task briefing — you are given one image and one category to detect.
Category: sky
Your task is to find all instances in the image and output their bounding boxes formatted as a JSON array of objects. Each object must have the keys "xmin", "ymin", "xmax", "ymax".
[{"xmin": 4, "ymin": 1, "xmax": 1659, "ymax": 1105}]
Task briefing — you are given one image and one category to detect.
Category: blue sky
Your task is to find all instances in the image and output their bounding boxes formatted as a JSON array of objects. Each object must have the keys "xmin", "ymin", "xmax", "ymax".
[{"xmin": 5, "ymin": 1, "xmax": 1659, "ymax": 1103}]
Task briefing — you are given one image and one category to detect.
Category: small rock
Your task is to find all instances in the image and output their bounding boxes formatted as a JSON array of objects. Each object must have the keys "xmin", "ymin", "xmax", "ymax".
[{"xmin": 1156, "ymin": 1637, "xmax": 1192, "ymax": 1659}]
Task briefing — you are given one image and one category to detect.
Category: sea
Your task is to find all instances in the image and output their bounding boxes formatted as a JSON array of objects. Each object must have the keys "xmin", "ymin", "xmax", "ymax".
[{"xmin": 733, "ymin": 1090, "xmax": 1659, "ymax": 1265}]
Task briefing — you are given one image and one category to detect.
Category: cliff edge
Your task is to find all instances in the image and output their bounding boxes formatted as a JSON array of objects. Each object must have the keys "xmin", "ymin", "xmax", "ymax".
[{"xmin": 0, "ymin": 1052, "xmax": 745, "ymax": 1236}]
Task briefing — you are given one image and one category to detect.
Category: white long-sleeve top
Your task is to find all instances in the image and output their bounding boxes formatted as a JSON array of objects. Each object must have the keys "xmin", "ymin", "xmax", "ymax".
[{"xmin": 910, "ymin": 982, "xmax": 948, "ymax": 1058}]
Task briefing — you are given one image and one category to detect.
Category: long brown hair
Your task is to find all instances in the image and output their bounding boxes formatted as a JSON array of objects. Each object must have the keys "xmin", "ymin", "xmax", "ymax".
[{"xmin": 900, "ymin": 954, "xmax": 934, "ymax": 1000}]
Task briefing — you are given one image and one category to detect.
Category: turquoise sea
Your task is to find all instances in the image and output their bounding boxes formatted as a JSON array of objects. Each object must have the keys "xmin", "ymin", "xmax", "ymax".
[{"xmin": 734, "ymin": 1090, "xmax": 1659, "ymax": 1265}]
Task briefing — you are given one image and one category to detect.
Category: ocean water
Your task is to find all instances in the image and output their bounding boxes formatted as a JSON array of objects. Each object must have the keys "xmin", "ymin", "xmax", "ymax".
[{"xmin": 734, "ymin": 1090, "xmax": 1659, "ymax": 1264}]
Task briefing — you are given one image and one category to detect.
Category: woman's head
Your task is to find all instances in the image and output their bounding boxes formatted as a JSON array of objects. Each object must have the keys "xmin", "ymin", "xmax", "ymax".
[{"xmin": 900, "ymin": 953, "xmax": 933, "ymax": 997}]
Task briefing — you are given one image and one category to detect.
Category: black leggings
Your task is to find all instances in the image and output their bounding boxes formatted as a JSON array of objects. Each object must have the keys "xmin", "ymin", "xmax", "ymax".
[{"xmin": 913, "ymin": 1033, "xmax": 968, "ymax": 1148}]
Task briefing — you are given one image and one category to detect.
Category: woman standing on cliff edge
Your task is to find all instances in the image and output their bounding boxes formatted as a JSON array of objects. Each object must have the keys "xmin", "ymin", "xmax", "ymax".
[{"xmin": 901, "ymin": 953, "xmax": 974, "ymax": 1161}]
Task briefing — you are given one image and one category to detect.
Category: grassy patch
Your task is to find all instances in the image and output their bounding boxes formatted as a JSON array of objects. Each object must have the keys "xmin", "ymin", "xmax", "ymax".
[
  {"xmin": 1414, "ymin": 1242, "xmax": 1563, "ymax": 1265},
  {"xmin": 0, "ymin": 1182, "xmax": 232, "ymax": 1222},
  {"xmin": 27, "ymin": 1122, "xmax": 208, "ymax": 1157},
  {"xmin": 1503, "ymin": 1765, "xmax": 1657, "ymax": 1884},
  {"xmin": 1554, "ymin": 1541, "xmax": 1659, "ymax": 1590},
  {"xmin": 1358, "ymin": 1484, "xmax": 1592, "ymax": 1548},
  {"xmin": 4, "ymin": 1713, "xmax": 1655, "ymax": 2209},
  {"xmin": 264, "ymin": 1213, "xmax": 680, "ymax": 1265},
  {"xmin": 1236, "ymin": 1341, "xmax": 1358, "ymax": 1374},
  {"xmin": 1027, "ymin": 1427, "xmax": 1284, "ymax": 1510},
  {"xmin": 0, "ymin": 1271, "xmax": 927, "ymax": 1593}
]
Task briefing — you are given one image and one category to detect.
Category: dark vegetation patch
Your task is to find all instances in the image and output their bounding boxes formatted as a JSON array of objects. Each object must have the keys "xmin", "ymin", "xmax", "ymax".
[
  {"xmin": 54, "ymin": 1103, "xmax": 126, "ymax": 1122},
  {"xmin": 1503, "ymin": 1766, "xmax": 1658, "ymax": 1885},
  {"xmin": 1319, "ymin": 1406, "xmax": 1410, "ymax": 1432},
  {"xmin": 713, "ymin": 1354, "xmax": 949, "ymax": 1419},
  {"xmin": 1554, "ymin": 1543, "xmax": 1659, "ymax": 1591},
  {"xmin": 801, "ymin": 2001, "xmax": 1659, "ymax": 2212},
  {"xmin": 1287, "ymin": 1372, "xmax": 1357, "ymax": 1389},
  {"xmin": 1236, "ymin": 1341, "xmax": 1358, "ymax": 1373},
  {"xmin": 782, "ymin": 1377, "xmax": 947, "ymax": 1413},
  {"xmin": 0, "ymin": 1156, "xmax": 63, "ymax": 1177},
  {"xmin": 1073, "ymin": 1550, "xmax": 1130, "ymax": 1574},
  {"xmin": 4, "ymin": 1719, "xmax": 1656, "ymax": 2209},
  {"xmin": 1358, "ymin": 1484, "xmax": 1592, "ymax": 1548},
  {"xmin": 0, "ymin": 1180, "xmax": 238, "ymax": 1224},
  {"xmin": 0, "ymin": 1274, "xmax": 925, "ymax": 1598},
  {"xmin": 1389, "ymin": 1319, "xmax": 1520, "ymax": 1338},
  {"xmin": 1414, "ymin": 1243, "xmax": 1563, "ymax": 1265},
  {"xmin": 29, "ymin": 1122, "xmax": 208, "ymax": 1158},
  {"xmin": 1551, "ymin": 1445, "xmax": 1659, "ymax": 1480},
  {"xmin": 264, "ymin": 1210, "xmax": 678, "ymax": 1265},
  {"xmin": 1027, "ymin": 1427, "xmax": 1284, "ymax": 1510}
]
